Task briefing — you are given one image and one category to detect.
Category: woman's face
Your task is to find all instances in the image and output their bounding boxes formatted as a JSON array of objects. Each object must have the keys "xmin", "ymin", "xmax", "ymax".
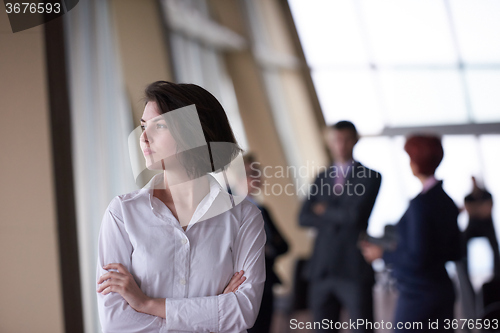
[
  {"xmin": 245, "ymin": 166, "xmax": 261, "ymax": 196},
  {"xmin": 409, "ymin": 160, "xmax": 419, "ymax": 177},
  {"xmin": 325, "ymin": 128, "xmax": 357, "ymax": 163},
  {"xmin": 140, "ymin": 101, "xmax": 177, "ymax": 170}
]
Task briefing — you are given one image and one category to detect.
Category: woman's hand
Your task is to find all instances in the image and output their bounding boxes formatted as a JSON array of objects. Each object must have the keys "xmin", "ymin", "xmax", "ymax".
[
  {"xmin": 97, "ymin": 263, "xmax": 150, "ymax": 313},
  {"xmin": 221, "ymin": 270, "xmax": 246, "ymax": 294},
  {"xmin": 359, "ymin": 241, "xmax": 383, "ymax": 263}
]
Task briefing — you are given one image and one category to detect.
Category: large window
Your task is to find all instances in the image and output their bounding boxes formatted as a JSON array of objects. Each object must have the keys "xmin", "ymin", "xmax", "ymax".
[{"xmin": 289, "ymin": 0, "xmax": 500, "ymax": 283}]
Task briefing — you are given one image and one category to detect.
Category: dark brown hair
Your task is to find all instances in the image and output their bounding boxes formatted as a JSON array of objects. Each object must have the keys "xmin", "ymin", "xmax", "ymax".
[
  {"xmin": 329, "ymin": 120, "xmax": 359, "ymax": 139},
  {"xmin": 144, "ymin": 81, "xmax": 242, "ymax": 177}
]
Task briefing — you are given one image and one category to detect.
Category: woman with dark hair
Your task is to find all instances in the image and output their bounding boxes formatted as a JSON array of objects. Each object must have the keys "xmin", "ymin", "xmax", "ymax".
[
  {"xmin": 96, "ymin": 81, "xmax": 266, "ymax": 332},
  {"xmin": 361, "ymin": 134, "xmax": 461, "ymax": 332}
]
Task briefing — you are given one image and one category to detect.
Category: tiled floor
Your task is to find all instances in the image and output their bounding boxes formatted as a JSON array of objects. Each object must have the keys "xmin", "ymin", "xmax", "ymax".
[
  {"xmin": 269, "ymin": 278, "xmax": 473, "ymax": 333},
  {"xmin": 271, "ymin": 282, "xmax": 397, "ymax": 333}
]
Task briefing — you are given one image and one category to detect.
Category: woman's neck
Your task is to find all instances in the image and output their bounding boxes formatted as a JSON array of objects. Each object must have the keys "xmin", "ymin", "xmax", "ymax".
[
  {"xmin": 165, "ymin": 172, "xmax": 210, "ymax": 209},
  {"xmin": 418, "ymin": 174, "xmax": 437, "ymax": 193},
  {"xmin": 154, "ymin": 170, "xmax": 210, "ymax": 227}
]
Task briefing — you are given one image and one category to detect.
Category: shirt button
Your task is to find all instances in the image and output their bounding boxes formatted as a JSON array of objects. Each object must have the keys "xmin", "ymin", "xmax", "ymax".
[
  {"xmin": 180, "ymin": 279, "xmax": 186, "ymax": 285},
  {"xmin": 181, "ymin": 238, "xmax": 188, "ymax": 245}
]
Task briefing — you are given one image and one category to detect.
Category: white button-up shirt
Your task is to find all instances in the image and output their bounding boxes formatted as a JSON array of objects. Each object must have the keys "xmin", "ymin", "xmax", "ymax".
[{"xmin": 96, "ymin": 173, "xmax": 266, "ymax": 333}]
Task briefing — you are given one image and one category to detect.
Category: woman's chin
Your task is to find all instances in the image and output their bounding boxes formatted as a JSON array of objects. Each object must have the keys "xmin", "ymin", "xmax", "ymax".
[{"xmin": 145, "ymin": 161, "xmax": 164, "ymax": 170}]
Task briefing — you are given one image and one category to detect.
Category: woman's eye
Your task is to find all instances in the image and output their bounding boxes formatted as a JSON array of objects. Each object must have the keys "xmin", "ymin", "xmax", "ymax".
[{"xmin": 140, "ymin": 124, "xmax": 146, "ymax": 131}]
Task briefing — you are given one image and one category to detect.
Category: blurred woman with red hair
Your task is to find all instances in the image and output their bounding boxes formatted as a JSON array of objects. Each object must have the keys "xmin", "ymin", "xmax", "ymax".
[{"xmin": 361, "ymin": 134, "xmax": 461, "ymax": 332}]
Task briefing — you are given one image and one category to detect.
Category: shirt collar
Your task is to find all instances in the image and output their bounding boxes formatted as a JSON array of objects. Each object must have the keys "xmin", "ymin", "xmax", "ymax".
[
  {"xmin": 333, "ymin": 159, "xmax": 355, "ymax": 169},
  {"xmin": 144, "ymin": 173, "xmax": 225, "ymax": 231},
  {"xmin": 421, "ymin": 175, "xmax": 439, "ymax": 194}
]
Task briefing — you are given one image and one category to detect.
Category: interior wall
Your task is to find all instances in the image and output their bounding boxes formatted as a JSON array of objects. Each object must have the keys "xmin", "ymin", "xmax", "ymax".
[
  {"xmin": 0, "ymin": 11, "xmax": 64, "ymax": 333},
  {"xmin": 209, "ymin": 0, "xmax": 327, "ymax": 291},
  {"xmin": 109, "ymin": 0, "xmax": 174, "ymax": 123},
  {"xmin": 259, "ymin": 0, "xmax": 327, "ymax": 180}
]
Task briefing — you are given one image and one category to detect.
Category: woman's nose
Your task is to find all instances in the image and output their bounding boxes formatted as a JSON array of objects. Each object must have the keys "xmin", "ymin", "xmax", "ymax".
[{"xmin": 140, "ymin": 129, "xmax": 150, "ymax": 143}]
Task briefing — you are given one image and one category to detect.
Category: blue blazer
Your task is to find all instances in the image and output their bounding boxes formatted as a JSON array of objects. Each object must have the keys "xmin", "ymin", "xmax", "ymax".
[{"xmin": 383, "ymin": 181, "xmax": 461, "ymax": 290}]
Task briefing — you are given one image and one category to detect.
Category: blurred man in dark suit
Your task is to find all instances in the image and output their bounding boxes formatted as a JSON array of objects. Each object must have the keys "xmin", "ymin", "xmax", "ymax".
[{"xmin": 299, "ymin": 121, "xmax": 381, "ymax": 333}]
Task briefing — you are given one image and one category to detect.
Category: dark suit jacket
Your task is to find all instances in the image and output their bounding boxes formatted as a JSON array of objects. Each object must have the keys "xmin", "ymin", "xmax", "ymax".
[
  {"xmin": 299, "ymin": 161, "xmax": 381, "ymax": 283},
  {"xmin": 383, "ymin": 181, "xmax": 461, "ymax": 288},
  {"xmin": 258, "ymin": 205, "xmax": 289, "ymax": 290}
]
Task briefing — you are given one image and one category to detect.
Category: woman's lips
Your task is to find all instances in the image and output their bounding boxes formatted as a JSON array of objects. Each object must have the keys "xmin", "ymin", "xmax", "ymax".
[{"xmin": 143, "ymin": 148, "xmax": 155, "ymax": 156}]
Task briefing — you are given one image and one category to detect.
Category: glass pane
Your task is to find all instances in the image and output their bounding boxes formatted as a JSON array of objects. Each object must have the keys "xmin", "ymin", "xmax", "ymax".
[
  {"xmin": 468, "ymin": 238, "xmax": 495, "ymax": 287},
  {"xmin": 479, "ymin": 135, "xmax": 500, "ymax": 247},
  {"xmin": 379, "ymin": 69, "xmax": 468, "ymax": 126},
  {"xmin": 449, "ymin": 0, "xmax": 500, "ymax": 64},
  {"xmin": 288, "ymin": 0, "xmax": 368, "ymax": 67},
  {"xmin": 312, "ymin": 69, "xmax": 385, "ymax": 135},
  {"xmin": 360, "ymin": 0, "xmax": 457, "ymax": 65},
  {"xmin": 437, "ymin": 136, "xmax": 482, "ymax": 205},
  {"xmin": 391, "ymin": 136, "xmax": 422, "ymax": 199},
  {"xmin": 438, "ymin": 135, "xmax": 494, "ymax": 279},
  {"xmin": 354, "ymin": 136, "xmax": 418, "ymax": 236},
  {"xmin": 465, "ymin": 70, "xmax": 500, "ymax": 123}
]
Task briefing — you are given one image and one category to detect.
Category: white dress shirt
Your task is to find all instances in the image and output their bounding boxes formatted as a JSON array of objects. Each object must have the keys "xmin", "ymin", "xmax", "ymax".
[{"xmin": 96, "ymin": 173, "xmax": 266, "ymax": 333}]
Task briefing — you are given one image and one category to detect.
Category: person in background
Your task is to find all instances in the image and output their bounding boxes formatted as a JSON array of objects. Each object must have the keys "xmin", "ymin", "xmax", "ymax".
[
  {"xmin": 463, "ymin": 176, "xmax": 500, "ymax": 277},
  {"xmin": 243, "ymin": 153, "xmax": 289, "ymax": 333},
  {"xmin": 299, "ymin": 121, "xmax": 381, "ymax": 333},
  {"xmin": 361, "ymin": 134, "xmax": 461, "ymax": 332}
]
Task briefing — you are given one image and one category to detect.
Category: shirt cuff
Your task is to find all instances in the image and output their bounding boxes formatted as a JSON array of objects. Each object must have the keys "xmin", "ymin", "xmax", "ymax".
[{"xmin": 165, "ymin": 296, "xmax": 218, "ymax": 332}]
